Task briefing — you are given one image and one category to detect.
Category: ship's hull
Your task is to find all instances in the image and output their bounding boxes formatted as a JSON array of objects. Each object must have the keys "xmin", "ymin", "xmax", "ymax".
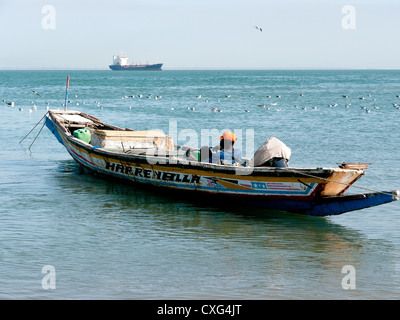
[{"xmin": 109, "ymin": 63, "xmax": 163, "ymax": 71}]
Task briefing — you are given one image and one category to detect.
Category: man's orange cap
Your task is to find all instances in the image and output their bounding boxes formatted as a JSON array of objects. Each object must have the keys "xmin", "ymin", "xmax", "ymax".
[{"xmin": 219, "ymin": 131, "xmax": 237, "ymax": 142}]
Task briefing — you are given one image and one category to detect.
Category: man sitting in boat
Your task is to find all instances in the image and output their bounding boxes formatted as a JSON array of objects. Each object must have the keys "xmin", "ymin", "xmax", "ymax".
[
  {"xmin": 201, "ymin": 131, "xmax": 242, "ymax": 165},
  {"xmin": 252, "ymin": 137, "xmax": 291, "ymax": 167}
]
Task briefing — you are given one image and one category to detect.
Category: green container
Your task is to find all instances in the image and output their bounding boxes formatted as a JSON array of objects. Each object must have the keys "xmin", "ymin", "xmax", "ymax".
[
  {"xmin": 73, "ymin": 128, "xmax": 91, "ymax": 143},
  {"xmin": 192, "ymin": 150, "xmax": 201, "ymax": 161}
]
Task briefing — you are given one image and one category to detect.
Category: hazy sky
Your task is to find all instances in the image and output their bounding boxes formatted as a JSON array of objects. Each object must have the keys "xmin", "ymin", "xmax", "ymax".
[{"xmin": 1, "ymin": 0, "xmax": 399, "ymax": 69}]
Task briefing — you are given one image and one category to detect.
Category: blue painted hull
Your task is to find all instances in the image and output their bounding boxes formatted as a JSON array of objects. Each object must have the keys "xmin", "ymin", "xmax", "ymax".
[
  {"xmin": 109, "ymin": 63, "xmax": 163, "ymax": 71},
  {"xmin": 243, "ymin": 191, "xmax": 399, "ymax": 216}
]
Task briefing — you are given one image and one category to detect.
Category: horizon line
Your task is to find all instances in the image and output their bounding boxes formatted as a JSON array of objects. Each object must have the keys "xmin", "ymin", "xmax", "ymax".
[{"xmin": 1, "ymin": 67, "xmax": 400, "ymax": 71}]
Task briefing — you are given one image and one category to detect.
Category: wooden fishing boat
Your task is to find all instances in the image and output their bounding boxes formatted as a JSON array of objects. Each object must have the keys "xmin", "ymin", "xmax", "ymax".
[{"xmin": 45, "ymin": 109, "xmax": 399, "ymax": 216}]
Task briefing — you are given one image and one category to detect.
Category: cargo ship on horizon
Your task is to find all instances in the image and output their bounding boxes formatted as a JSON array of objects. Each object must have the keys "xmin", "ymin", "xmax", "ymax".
[{"xmin": 109, "ymin": 55, "xmax": 163, "ymax": 71}]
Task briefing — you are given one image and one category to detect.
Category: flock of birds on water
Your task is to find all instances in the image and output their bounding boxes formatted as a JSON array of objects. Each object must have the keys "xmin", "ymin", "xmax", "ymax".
[{"xmin": 3, "ymin": 88, "xmax": 400, "ymax": 116}]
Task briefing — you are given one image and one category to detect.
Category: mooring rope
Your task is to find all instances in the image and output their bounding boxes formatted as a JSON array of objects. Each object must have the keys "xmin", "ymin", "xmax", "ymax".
[
  {"xmin": 19, "ymin": 112, "xmax": 48, "ymax": 144},
  {"xmin": 19, "ymin": 112, "xmax": 49, "ymax": 152},
  {"xmin": 28, "ymin": 117, "xmax": 47, "ymax": 151}
]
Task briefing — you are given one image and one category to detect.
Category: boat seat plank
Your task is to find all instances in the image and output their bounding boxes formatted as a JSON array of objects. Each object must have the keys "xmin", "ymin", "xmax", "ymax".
[{"xmin": 55, "ymin": 114, "xmax": 95, "ymax": 125}]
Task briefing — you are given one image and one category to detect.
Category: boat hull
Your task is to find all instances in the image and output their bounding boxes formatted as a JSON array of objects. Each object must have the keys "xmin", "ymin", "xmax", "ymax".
[
  {"xmin": 44, "ymin": 111, "xmax": 399, "ymax": 216},
  {"xmin": 109, "ymin": 63, "xmax": 163, "ymax": 71}
]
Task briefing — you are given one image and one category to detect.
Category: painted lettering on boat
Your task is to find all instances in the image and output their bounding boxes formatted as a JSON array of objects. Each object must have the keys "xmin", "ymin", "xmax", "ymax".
[
  {"xmin": 251, "ymin": 181, "xmax": 268, "ymax": 189},
  {"xmin": 250, "ymin": 181, "xmax": 309, "ymax": 191},
  {"xmin": 105, "ymin": 161, "xmax": 200, "ymax": 184}
]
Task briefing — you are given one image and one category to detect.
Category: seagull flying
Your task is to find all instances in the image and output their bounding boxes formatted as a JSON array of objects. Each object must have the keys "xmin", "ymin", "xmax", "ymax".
[
  {"xmin": 31, "ymin": 89, "xmax": 41, "ymax": 96},
  {"xmin": 254, "ymin": 26, "xmax": 262, "ymax": 32}
]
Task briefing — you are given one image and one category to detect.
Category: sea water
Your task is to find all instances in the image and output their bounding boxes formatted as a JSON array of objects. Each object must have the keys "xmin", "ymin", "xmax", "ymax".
[{"xmin": 0, "ymin": 70, "xmax": 400, "ymax": 299}]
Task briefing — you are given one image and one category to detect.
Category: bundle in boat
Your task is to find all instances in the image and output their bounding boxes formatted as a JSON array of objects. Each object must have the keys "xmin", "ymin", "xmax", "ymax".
[{"xmin": 90, "ymin": 129, "xmax": 174, "ymax": 151}]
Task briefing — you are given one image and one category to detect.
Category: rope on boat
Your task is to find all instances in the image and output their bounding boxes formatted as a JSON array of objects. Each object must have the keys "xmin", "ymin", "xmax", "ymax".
[
  {"xmin": 19, "ymin": 112, "xmax": 48, "ymax": 151},
  {"xmin": 28, "ymin": 117, "xmax": 47, "ymax": 151},
  {"xmin": 19, "ymin": 113, "xmax": 47, "ymax": 144},
  {"xmin": 286, "ymin": 169, "xmax": 396, "ymax": 197}
]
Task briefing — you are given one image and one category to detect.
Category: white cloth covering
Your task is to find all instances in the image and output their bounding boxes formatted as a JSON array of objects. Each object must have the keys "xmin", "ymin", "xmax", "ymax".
[{"xmin": 252, "ymin": 137, "xmax": 291, "ymax": 167}]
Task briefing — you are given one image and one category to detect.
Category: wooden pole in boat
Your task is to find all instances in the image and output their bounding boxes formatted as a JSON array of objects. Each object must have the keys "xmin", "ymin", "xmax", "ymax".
[{"xmin": 64, "ymin": 75, "xmax": 70, "ymax": 111}]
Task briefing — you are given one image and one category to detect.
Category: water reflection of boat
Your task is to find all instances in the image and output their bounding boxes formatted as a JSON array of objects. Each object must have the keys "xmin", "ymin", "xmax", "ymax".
[{"xmin": 45, "ymin": 109, "xmax": 399, "ymax": 216}]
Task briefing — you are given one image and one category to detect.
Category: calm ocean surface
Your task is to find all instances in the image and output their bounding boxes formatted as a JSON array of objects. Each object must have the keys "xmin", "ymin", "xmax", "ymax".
[{"xmin": 1, "ymin": 70, "xmax": 400, "ymax": 299}]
